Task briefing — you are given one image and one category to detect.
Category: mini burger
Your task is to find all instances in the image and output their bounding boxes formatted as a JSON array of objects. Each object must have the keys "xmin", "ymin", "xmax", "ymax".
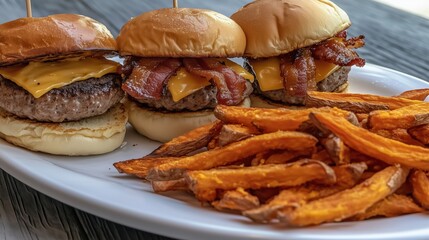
[
  {"xmin": 117, "ymin": 8, "xmax": 254, "ymax": 142},
  {"xmin": 231, "ymin": 0, "xmax": 365, "ymax": 107},
  {"xmin": 0, "ymin": 14, "xmax": 127, "ymax": 155}
]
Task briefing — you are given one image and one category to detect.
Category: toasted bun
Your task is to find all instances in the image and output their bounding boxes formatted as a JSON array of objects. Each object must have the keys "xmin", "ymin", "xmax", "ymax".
[
  {"xmin": 231, "ymin": 0, "xmax": 351, "ymax": 58},
  {"xmin": 0, "ymin": 14, "xmax": 117, "ymax": 65},
  {"xmin": 117, "ymin": 8, "xmax": 246, "ymax": 58},
  {"xmin": 250, "ymin": 82, "xmax": 349, "ymax": 108},
  {"xmin": 0, "ymin": 104, "xmax": 127, "ymax": 156},
  {"xmin": 127, "ymin": 98, "xmax": 251, "ymax": 142}
]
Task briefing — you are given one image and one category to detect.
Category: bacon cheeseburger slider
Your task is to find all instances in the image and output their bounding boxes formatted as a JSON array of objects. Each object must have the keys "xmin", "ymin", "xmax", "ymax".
[
  {"xmin": 117, "ymin": 8, "xmax": 254, "ymax": 142},
  {"xmin": 0, "ymin": 14, "xmax": 127, "ymax": 155},
  {"xmin": 231, "ymin": 0, "xmax": 365, "ymax": 107}
]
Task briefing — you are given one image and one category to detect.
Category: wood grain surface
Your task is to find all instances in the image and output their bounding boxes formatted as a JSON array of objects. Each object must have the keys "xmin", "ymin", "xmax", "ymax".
[{"xmin": 0, "ymin": 0, "xmax": 428, "ymax": 239}]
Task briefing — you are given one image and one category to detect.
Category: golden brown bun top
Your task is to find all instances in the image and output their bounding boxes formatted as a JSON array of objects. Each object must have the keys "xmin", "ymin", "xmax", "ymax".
[
  {"xmin": 231, "ymin": 0, "xmax": 351, "ymax": 58},
  {"xmin": 0, "ymin": 14, "xmax": 117, "ymax": 66},
  {"xmin": 117, "ymin": 8, "xmax": 246, "ymax": 58}
]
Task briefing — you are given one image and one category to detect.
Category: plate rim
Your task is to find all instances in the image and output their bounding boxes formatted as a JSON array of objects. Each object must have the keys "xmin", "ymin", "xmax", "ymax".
[{"xmin": 1, "ymin": 63, "xmax": 429, "ymax": 240}]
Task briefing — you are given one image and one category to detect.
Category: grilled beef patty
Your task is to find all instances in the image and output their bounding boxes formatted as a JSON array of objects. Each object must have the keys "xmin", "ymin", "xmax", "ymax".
[
  {"xmin": 0, "ymin": 73, "xmax": 124, "ymax": 122},
  {"xmin": 134, "ymin": 80, "xmax": 253, "ymax": 112},
  {"xmin": 254, "ymin": 66, "xmax": 350, "ymax": 105}
]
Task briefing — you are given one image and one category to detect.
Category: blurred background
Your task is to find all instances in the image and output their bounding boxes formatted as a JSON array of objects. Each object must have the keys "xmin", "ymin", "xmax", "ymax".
[{"xmin": 375, "ymin": 0, "xmax": 429, "ymax": 19}]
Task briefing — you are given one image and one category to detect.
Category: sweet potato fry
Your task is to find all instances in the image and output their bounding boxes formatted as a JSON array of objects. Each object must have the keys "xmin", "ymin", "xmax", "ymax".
[
  {"xmin": 250, "ymin": 188, "xmax": 281, "ymax": 204},
  {"xmin": 244, "ymin": 163, "xmax": 367, "ymax": 223},
  {"xmin": 311, "ymin": 149, "xmax": 335, "ymax": 165},
  {"xmin": 350, "ymin": 150, "xmax": 387, "ymax": 171},
  {"xmin": 410, "ymin": 170, "xmax": 429, "ymax": 209},
  {"xmin": 356, "ymin": 113, "xmax": 369, "ymax": 122},
  {"xmin": 349, "ymin": 194, "xmax": 424, "ymax": 221},
  {"xmin": 146, "ymin": 131, "xmax": 318, "ymax": 181},
  {"xmin": 264, "ymin": 149, "xmax": 314, "ymax": 165},
  {"xmin": 409, "ymin": 124, "xmax": 429, "ymax": 145},
  {"xmin": 113, "ymin": 157, "xmax": 176, "ymax": 178},
  {"xmin": 151, "ymin": 178, "xmax": 188, "ymax": 192},
  {"xmin": 185, "ymin": 159, "xmax": 335, "ymax": 202},
  {"xmin": 217, "ymin": 124, "xmax": 259, "ymax": 147},
  {"xmin": 214, "ymin": 105, "xmax": 295, "ymax": 128},
  {"xmin": 369, "ymin": 103, "xmax": 429, "ymax": 130},
  {"xmin": 306, "ymin": 91, "xmax": 422, "ymax": 113},
  {"xmin": 321, "ymin": 134, "xmax": 350, "ymax": 165},
  {"xmin": 211, "ymin": 188, "xmax": 260, "ymax": 212},
  {"xmin": 279, "ymin": 166, "xmax": 409, "ymax": 226},
  {"xmin": 396, "ymin": 88, "xmax": 429, "ymax": 101},
  {"xmin": 371, "ymin": 128, "xmax": 424, "ymax": 146},
  {"xmin": 310, "ymin": 112, "xmax": 429, "ymax": 170},
  {"xmin": 147, "ymin": 120, "xmax": 222, "ymax": 157},
  {"xmin": 251, "ymin": 149, "xmax": 314, "ymax": 166},
  {"xmin": 253, "ymin": 107, "xmax": 356, "ymax": 133},
  {"xmin": 329, "ymin": 162, "xmax": 368, "ymax": 187},
  {"xmin": 214, "ymin": 105, "xmax": 354, "ymax": 133}
]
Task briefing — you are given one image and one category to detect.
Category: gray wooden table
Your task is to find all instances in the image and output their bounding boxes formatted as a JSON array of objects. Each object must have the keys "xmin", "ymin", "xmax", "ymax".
[{"xmin": 1, "ymin": 0, "xmax": 429, "ymax": 239}]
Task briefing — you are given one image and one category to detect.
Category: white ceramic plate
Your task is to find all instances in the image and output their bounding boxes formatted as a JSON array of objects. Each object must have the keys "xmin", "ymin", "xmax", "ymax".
[{"xmin": 1, "ymin": 64, "xmax": 429, "ymax": 240}]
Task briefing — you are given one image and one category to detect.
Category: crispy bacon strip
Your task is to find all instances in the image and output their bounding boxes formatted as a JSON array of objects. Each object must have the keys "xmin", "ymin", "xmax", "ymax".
[
  {"xmin": 344, "ymin": 35, "xmax": 365, "ymax": 49},
  {"xmin": 122, "ymin": 58, "xmax": 182, "ymax": 100},
  {"xmin": 312, "ymin": 38, "xmax": 365, "ymax": 67},
  {"xmin": 184, "ymin": 58, "xmax": 247, "ymax": 105},
  {"xmin": 280, "ymin": 48, "xmax": 316, "ymax": 102}
]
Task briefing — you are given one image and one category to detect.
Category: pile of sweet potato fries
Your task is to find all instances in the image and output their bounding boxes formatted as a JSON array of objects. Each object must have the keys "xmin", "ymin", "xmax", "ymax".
[{"xmin": 114, "ymin": 88, "xmax": 429, "ymax": 226}]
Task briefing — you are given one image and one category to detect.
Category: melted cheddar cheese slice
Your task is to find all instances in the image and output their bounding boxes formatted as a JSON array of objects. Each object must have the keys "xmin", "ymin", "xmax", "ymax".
[
  {"xmin": 248, "ymin": 57, "xmax": 339, "ymax": 92},
  {"xmin": 167, "ymin": 59, "xmax": 254, "ymax": 102},
  {"xmin": 0, "ymin": 58, "xmax": 119, "ymax": 98}
]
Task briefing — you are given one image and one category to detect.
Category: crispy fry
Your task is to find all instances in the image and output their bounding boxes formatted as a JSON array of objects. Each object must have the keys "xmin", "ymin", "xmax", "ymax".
[
  {"xmin": 113, "ymin": 157, "xmax": 176, "ymax": 178},
  {"xmin": 306, "ymin": 91, "xmax": 422, "ymax": 113},
  {"xmin": 251, "ymin": 149, "xmax": 314, "ymax": 166},
  {"xmin": 214, "ymin": 105, "xmax": 295, "ymax": 128},
  {"xmin": 396, "ymin": 88, "xmax": 429, "ymax": 101},
  {"xmin": 254, "ymin": 107, "xmax": 356, "ymax": 133},
  {"xmin": 211, "ymin": 188, "xmax": 260, "ymax": 212},
  {"xmin": 264, "ymin": 149, "xmax": 313, "ymax": 165},
  {"xmin": 244, "ymin": 163, "xmax": 367, "ymax": 223},
  {"xmin": 396, "ymin": 180, "xmax": 413, "ymax": 195},
  {"xmin": 322, "ymin": 134, "xmax": 350, "ymax": 165},
  {"xmin": 356, "ymin": 113, "xmax": 369, "ymax": 122},
  {"xmin": 409, "ymin": 124, "xmax": 429, "ymax": 145},
  {"xmin": 330, "ymin": 162, "xmax": 368, "ymax": 187},
  {"xmin": 146, "ymin": 131, "xmax": 318, "ymax": 181},
  {"xmin": 356, "ymin": 113, "xmax": 369, "ymax": 128},
  {"xmin": 147, "ymin": 120, "xmax": 222, "ymax": 157},
  {"xmin": 217, "ymin": 124, "xmax": 259, "ymax": 147},
  {"xmin": 151, "ymin": 178, "xmax": 188, "ymax": 192},
  {"xmin": 207, "ymin": 135, "xmax": 219, "ymax": 150},
  {"xmin": 185, "ymin": 160, "xmax": 335, "ymax": 202},
  {"xmin": 349, "ymin": 194, "xmax": 424, "ymax": 221},
  {"xmin": 214, "ymin": 105, "xmax": 354, "ymax": 133},
  {"xmin": 371, "ymin": 128, "xmax": 424, "ymax": 146},
  {"xmin": 350, "ymin": 150, "xmax": 387, "ymax": 171},
  {"xmin": 410, "ymin": 170, "xmax": 429, "ymax": 209},
  {"xmin": 369, "ymin": 103, "xmax": 429, "ymax": 130},
  {"xmin": 311, "ymin": 149, "xmax": 335, "ymax": 165},
  {"xmin": 310, "ymin": 112, "xmax": 429, "ymax": 170},
  {"xmin": 250, "ymin": 188, "xmax": 281, "ymax": 204},
  {"xmin": 279, "ymin": 166, "xmax": 409, "ymax": 226}
]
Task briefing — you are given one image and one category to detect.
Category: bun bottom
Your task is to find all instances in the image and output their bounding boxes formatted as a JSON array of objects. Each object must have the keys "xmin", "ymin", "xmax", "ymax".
[
  {"xmin": 251, "ymin": 83, "xmax": 349, "ymax": 108},
  {"xmin": 0, "ymin": 104, "xmax": 128, "ymax": 156},
  {"xmin": 127, "ymin": 97, "xmax": 251, "ymax": 142}
]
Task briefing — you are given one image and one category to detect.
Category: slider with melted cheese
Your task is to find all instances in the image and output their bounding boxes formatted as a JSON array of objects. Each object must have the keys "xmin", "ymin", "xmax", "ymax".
[
  {"xmin": 117, "ymin": 8, "xmax": 254, "ymax": 142},
  {"xmin": 0, "ymin": 14, "xmax": 127, "ymax": 155},
  {"xmin": 231, "ymin": 0, "xmax": 365, "ymax": 107}
]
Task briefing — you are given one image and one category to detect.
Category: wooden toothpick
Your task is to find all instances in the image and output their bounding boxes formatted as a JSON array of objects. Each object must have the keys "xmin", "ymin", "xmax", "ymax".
[
  {"xmin": 173, "ymin": 0, "xmax": 178, "ymax": 8},
  {"xmin": 26, "ymin": 0, "xmax": 32, "ymax": 17}
]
